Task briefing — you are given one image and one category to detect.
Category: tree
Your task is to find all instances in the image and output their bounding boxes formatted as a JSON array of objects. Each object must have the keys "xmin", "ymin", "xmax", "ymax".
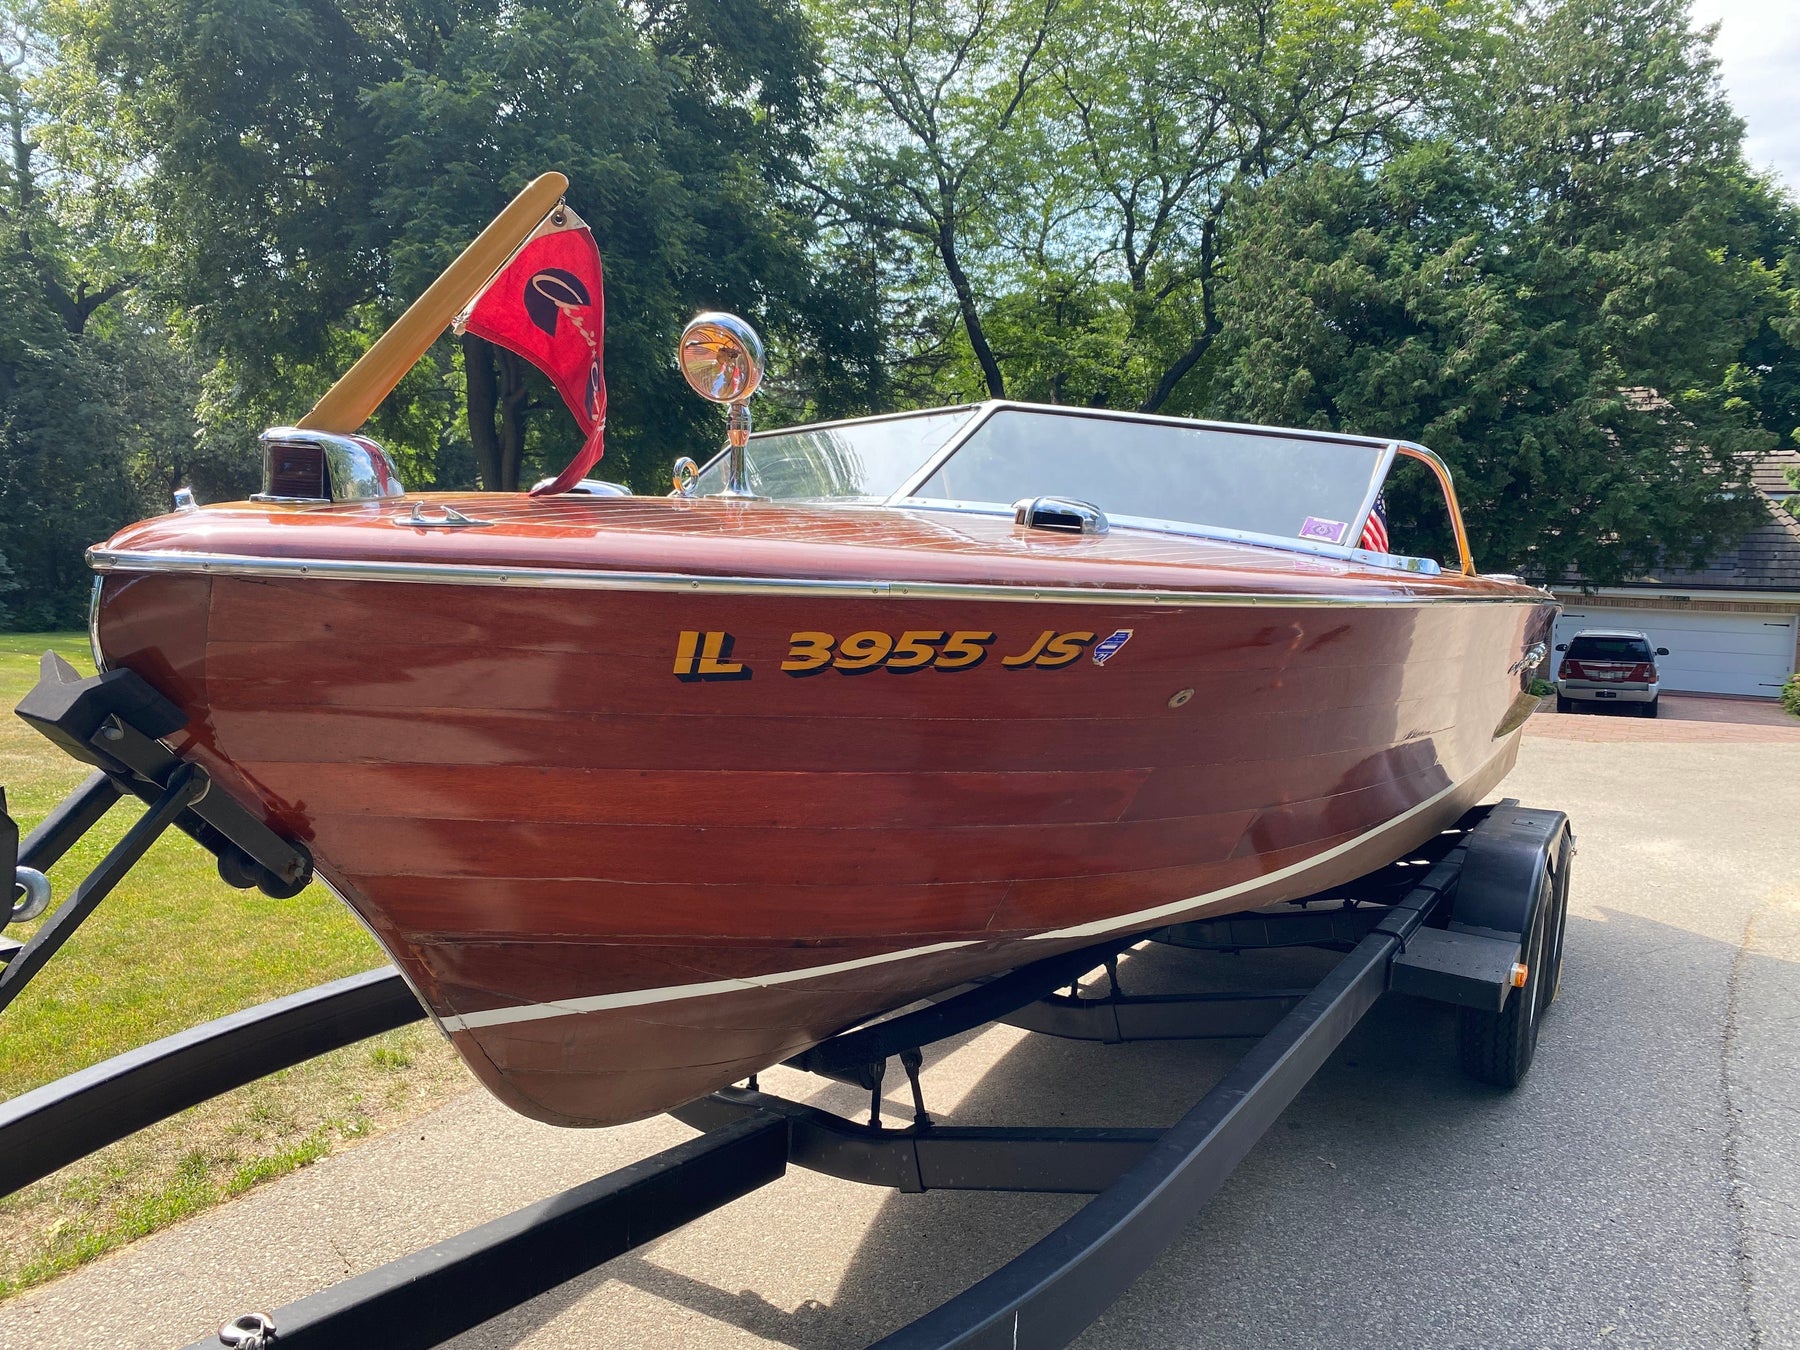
[
  {"xmin": 1732, "ymin": 177, "xmax": 1800, "ymax": 448},
  {"xmin": 0, "ymin": 0, "xmax": 190, "ymax": 628},
  {"xmin": 808, "ymin": 0, "xmax": 1065, "ymax": 401},
  {"xmin": 807, "ymin": 0, "xmax": 1480, "ymax": 410},
  {"xmin": 1, "ymin": 0, "xmax": 143, "ymax": 337},
  {"xmin": 69, "ymin": 0, "xmax": 864, "ymax": 493},
  {"xmin": 0, "ymin": 234, "xmax": 141, "ymax": 627},
  {"xmin": 1208, "ymin": 0, "xmax": 1782, "ymax": 583}
]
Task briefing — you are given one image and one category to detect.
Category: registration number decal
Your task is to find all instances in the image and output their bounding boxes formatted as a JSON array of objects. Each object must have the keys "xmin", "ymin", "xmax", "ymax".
[{"xmin": 672, "ymin": 629, "xmax": 1103, "ymax": 680}]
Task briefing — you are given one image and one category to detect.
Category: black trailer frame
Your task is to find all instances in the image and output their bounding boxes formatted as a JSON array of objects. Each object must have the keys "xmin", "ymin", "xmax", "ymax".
[{"xmin": 3, "ymin": 655, "xmax": 1574, "ymax": 1350}]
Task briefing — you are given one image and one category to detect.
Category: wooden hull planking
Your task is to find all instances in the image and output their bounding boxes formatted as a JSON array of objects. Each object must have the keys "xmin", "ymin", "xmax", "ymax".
[{"xmin": 93, "ymin": 551, "xmax": 1552, "ymax": 1125}]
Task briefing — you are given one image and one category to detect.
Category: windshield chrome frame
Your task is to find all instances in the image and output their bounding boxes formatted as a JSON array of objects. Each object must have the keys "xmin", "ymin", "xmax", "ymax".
[
  {"xmin": 706, "ymin": 399, "xmax": 1476, "ymax": 576},
  {"xmin": 1347, "ymin": 441, "xmax": 1400, "ymax": 550},
  {"xmin": 1392, "ymin": 443, "xmax": 1476, "ymax": 576}
]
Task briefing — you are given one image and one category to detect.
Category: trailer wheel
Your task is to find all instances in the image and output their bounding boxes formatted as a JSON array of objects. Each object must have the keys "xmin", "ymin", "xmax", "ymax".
[{"xmin": 1458, "ymin": 870, "xmax": 1556, "ymax": 1088}]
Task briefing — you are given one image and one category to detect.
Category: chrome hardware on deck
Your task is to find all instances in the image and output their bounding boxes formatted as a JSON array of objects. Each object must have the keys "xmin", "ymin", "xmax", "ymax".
[
  {"xmin": 395, "ymin": 502, "xmax": 494, "ymax": 529},
  {"xmin": 252, "ymin": 427, "xmax": 407, "ymax": 505},
  {"xmin": 528, "ymin": 476, "xmax": 632, "ymax": 496},
  {"xmin": 678, "ymin": 311, "xmax": 766, "ymax": 500},
  {"xmin": 1014, "ymin": 496, "xmax": 1110, "ymax": 535},
  {"xmin": 670, "ymin": 456, "xmax": 700, "ymax": 497},
  {"xmin": 172, "ymin": 486, "xmax": 198, "ymax": 513}
]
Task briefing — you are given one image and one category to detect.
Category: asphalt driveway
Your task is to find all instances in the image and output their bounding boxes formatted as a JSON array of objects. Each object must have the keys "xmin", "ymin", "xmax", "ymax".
[{"xmin": 6, "ymin": 702, "xmax": 1798, "ymax": 1350}]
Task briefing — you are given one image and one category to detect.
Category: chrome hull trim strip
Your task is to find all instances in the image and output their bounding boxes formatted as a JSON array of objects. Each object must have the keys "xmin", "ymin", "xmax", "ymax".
[{"xmin": 89, "ymin": 548, "xmax": 1545, "ymax": 609}]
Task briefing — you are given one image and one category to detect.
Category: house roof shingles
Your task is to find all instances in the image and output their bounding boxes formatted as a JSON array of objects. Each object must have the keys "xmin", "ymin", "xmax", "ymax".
[
  {"xmin": 1638, "ymin": 451, "xmax": 1800, "ymax": 592},
  {"xmin": 1751, "ymin": 450, "xmax": 1799, "ymax": 501}
]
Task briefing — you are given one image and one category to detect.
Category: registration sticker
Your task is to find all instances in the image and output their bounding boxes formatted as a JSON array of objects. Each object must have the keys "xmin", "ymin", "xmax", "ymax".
[
  {"xmin": 1299, "ymin": 516, "xmax": 1348, "ymax": 545},
  {"xmin": 1091, "ymin": 630, "xmax": 1133, "ymax": 666}
]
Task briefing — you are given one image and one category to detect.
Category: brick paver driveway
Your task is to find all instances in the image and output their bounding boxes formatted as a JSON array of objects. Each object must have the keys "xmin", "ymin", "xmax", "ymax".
[{"xmin": 1529, "ymin": 691, "xmax": 1800, "ymax": 743}]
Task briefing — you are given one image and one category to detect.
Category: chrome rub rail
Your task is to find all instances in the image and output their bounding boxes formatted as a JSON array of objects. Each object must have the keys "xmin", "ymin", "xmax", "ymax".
[{"xmin": 87, "ymin": 547, "xmax": 1546, "ymax": 608}]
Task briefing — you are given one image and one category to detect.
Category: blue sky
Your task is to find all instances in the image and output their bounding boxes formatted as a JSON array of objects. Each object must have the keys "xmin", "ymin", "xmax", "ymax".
[{"xmin": 1690, "ymin": 0, "xmax": 1799, "ymax": 194}]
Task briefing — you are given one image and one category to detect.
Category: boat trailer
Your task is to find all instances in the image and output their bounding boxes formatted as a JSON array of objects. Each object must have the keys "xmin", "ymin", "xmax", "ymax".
[{"xmin": 2, "ymin": 653, "xmax": 1573, "ymax": 1349}]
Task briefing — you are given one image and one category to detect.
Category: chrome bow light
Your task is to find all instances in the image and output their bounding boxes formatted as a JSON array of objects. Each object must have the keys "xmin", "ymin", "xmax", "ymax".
[{"xmin": 678, "ymin": 312, "xmax": 765, "ymax": 500}]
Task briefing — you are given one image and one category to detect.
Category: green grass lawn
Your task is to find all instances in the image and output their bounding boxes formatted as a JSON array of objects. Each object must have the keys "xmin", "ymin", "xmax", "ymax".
[
  {"xmin": 0, "ymin": 633, "xmax": 469, "ymax": 1297},
  {"xmin": 0, "ymin": 632, "xmax": 383, "ymax": 1098}
]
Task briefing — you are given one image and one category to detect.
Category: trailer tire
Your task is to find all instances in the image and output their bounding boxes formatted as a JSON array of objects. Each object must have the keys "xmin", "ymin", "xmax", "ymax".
[{"xmin": 1457, "ymin": 870, "xmax": 1553, "ymax": 1089}]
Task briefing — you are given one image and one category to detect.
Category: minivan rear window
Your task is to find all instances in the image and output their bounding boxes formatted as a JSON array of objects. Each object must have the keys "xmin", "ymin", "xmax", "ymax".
[{"xmin": 1567, "ymin": 636, "xmax": 1652, "ymax": 661}]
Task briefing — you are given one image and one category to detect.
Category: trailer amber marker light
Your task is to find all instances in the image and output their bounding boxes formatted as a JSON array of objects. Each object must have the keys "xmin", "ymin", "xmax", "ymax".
[{"xmin": 1510, "ymin": 963, "xmax": 1529, "ymax": 988}]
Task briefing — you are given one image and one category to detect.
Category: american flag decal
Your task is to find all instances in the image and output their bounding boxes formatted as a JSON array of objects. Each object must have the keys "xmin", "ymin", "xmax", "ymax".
[{"xmin": 1359, "ymin": 491, "xmax": 1389, "ymax": 554}]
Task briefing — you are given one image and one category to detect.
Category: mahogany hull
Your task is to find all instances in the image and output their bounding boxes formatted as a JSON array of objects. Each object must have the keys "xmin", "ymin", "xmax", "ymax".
[{"xmin": 92, "ymin": 526, "xmax": 1553, "ymax": 1125}]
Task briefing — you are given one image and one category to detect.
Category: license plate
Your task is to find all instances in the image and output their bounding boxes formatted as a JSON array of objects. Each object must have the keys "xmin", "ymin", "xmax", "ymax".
[{"xmin": 1594, "ymin": 690, "xmax": 1617, "ymax": 698}]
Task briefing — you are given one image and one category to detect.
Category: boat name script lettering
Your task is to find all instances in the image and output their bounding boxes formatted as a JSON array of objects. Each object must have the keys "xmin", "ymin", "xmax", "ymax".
[{"xmin": 671, "ymin": 629, "xmax": 1101, "ymax": 680}]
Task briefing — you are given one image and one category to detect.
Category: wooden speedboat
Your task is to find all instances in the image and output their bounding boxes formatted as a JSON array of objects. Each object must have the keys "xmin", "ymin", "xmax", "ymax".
[{"xmin": 86, "ymin": 313, "xmax": 1556, "ymax": 1124}]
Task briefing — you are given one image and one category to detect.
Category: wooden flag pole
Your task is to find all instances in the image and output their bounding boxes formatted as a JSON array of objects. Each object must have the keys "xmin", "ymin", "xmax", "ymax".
[{"xmin": 297, "ymin": 171, "xmax": 570, "ymax": 434}]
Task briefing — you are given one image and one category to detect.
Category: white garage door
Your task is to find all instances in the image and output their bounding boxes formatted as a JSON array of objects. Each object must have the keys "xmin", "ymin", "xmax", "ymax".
[{"xmin": 1554, "ymin": 606, "xmax": 1796, "ymax": 697}]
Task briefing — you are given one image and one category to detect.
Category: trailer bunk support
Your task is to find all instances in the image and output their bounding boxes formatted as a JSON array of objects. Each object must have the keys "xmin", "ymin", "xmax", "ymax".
[{"xmin": 869, "ymin": 852, "xmax": 1459, "ymax": 1350}]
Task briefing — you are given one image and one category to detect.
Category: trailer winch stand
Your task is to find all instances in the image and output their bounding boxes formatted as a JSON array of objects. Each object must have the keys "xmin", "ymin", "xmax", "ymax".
[{"xmin": 3, "ymin": 653, "xmax": 1572, "ymax": 1350}]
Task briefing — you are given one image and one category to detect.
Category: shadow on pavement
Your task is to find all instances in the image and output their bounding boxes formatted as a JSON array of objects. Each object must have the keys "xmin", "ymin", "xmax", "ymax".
[{"xmin": 456, "ymin": 900, "xmax": 1781, "ymax": 1350}]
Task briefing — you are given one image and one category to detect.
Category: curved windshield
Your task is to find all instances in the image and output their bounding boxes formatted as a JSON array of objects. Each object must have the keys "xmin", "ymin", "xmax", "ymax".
[
  {"xmin": 695, "ymin": 408, "xmax": 975, "ymax": 499},
  {"xmin": 908, "ymin": 409, "xmax": 1386, "ymax": 544}
]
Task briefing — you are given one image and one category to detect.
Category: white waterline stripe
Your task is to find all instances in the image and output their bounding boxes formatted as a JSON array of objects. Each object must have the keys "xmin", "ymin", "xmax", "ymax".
[
  {"xmin": 88, "ymin": 548, "xmax": 1546, "ymax": 610},
  {"xmin": 438, "ymin": 758, "xmax": 1498, "ymax": 1034},
  {"xmin": 440, "ymin": 939, "xmax": 981, "ymax": 1032}
]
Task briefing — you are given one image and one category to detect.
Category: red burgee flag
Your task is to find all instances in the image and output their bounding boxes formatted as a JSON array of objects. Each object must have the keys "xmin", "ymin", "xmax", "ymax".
[{"xmin": 460, "ymin": 203, "xmax": 606, "ymax": 495}]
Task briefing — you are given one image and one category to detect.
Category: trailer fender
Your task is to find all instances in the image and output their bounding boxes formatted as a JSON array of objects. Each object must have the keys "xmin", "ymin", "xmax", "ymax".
[
  {"xmin": 1389, "ymin": 804, "xmax": 1573, "ymax": 1016},
  {"xmin": 1449, "ymin": 805, "xmax": 1572, "ymax": 943}
]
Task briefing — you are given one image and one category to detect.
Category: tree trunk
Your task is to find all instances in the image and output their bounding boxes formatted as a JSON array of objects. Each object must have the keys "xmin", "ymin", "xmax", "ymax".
[
  {"xmin": 463, "ymin": 333, "xmax": 504, "ymax": 491},
  {"xmin": 939, "ymin": 224, "xmax": 1006, "ymax": 400},
  {"xmin": 1138, "ymin": 330, "xmax": 1216, "ymax": 413},
  {"xmin": 497, "ymin": 348, "xmax": 529, "ymax": 491},
  {"xmin": 1138, "ymin": 219, "xmax": 1220, "ymax": 413}
]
